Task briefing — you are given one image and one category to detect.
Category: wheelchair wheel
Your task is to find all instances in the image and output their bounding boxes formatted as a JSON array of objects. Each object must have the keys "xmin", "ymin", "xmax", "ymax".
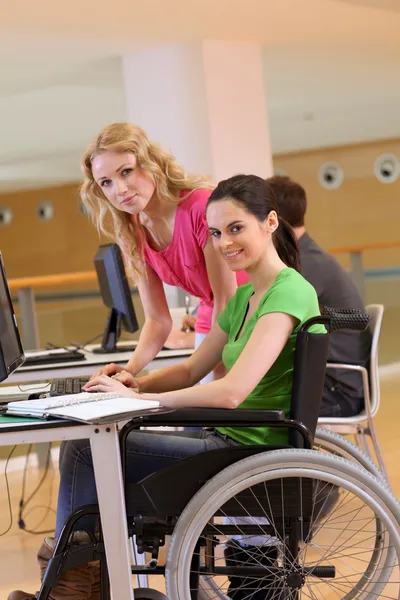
[
  {"xmin": 196, "ymin": 433, "xmax": 388, "ymax": 600},
  {"xmin": 166, "ymin": 449, "xmax": 400, "ymax": 600},
  {"xmin": 314, "ymin": 427, "xmax": 386, "ymax": 482}
]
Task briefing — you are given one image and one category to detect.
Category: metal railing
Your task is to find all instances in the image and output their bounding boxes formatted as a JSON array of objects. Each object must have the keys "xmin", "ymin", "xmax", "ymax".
[
  {"xmin": 328, "ymin": 241, "xmax": 400, "ymax": 301},
  {"xmin": 8, "ymin": 271, "xmax": 99, "ymax": 350},
  {"xmin": 8, "ymin": 241, "xmax": 400, "ymax": 350}
]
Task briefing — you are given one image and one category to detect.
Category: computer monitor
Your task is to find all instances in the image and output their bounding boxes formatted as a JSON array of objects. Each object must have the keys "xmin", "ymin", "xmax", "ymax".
[
  {"xmin": 0, "ymin": 253, "xmax": 25, "ymax": 382},
  {"xmin": 93, "ymin": 243, "xmax": 139, "ymax": 354}
]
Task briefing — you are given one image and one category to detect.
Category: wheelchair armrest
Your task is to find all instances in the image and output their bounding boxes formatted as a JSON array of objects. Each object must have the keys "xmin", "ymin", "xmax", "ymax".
[
  {"xmin": 120, "ymin": 408, "xmax": 314, "ymax": 452},
  {"xmin": 135, "ymin": 407, "xmax": 285, "ymax": 427}
]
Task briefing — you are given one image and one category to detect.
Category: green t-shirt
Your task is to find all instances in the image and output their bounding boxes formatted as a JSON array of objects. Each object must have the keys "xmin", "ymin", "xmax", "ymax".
[{"xmin": 217, "ymin": 268, "xmax": 325, "ymax": 445}]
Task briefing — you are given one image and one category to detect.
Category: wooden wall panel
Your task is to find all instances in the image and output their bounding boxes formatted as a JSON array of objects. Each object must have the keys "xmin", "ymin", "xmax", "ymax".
[
  {"xmin": 274, "ymin": 138, "xmax": 400, "ymax": 268},
  {"xmin": 0, "ymin": 182, "xmax": 104, "ymax": 280}
]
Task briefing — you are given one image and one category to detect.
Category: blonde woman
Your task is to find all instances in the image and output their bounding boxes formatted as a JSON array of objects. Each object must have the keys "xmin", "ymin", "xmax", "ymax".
[{"xmin": 83, "ymin": 123, "xmax": 248, "ymax": 381}]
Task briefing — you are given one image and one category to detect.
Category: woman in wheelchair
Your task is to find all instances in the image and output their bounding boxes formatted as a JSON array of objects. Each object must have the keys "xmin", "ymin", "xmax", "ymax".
[{"xmin": 8, "ymin": 175, "xmax": 328, "ymax": 600}]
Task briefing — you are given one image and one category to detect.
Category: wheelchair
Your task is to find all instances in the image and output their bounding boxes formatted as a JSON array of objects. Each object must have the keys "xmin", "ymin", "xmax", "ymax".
[{"xmin": 38, "ymin": 309, "xmax": 400, "ymax": 600}]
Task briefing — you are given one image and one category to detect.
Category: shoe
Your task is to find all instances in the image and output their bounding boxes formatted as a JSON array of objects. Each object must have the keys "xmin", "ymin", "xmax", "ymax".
[
  {"xmin": 7, "ymin": 533, "xmax": 99, "ymax": 600},
  {"xmin": 89, "ymin": 563, "xmax": 100, "ymax": 600},
  {"xmin": 224, "ymin": 541, "xmax": 280, "ymax": 599}
]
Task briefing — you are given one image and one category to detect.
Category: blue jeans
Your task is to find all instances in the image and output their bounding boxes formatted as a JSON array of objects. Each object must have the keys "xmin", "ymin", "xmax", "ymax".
[{"xmin": 55, "ymin": 428, "xmax": 234, "ymax": 536}]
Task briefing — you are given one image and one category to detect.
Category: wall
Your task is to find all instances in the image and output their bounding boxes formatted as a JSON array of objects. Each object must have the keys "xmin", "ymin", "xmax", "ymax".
[
  {"xmin": 273, "ymin": 137, "xmax": 400, "ymax": 269},
  {"xmin": 0, "ymin": 182, "xmax": 103, "ymax": 281}
]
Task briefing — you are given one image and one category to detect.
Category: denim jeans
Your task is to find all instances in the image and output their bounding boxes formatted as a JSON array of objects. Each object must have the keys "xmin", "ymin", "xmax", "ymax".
[{"xmin": 55, "ymin": 428, "xmax": 233, "ymax": 536}]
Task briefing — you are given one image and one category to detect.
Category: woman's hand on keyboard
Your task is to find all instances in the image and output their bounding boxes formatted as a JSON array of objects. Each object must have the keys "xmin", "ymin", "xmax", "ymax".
[
  {"xmin": 90, "ymin": 363, "xmax": 125, "ymax": 379},
  {"xmin": 111, "ymin": 370, "xmax": 139, "ymax": 391},
  {"xmin": 83, "ymin": 375, "xmax": 135, "ymax": 395}
]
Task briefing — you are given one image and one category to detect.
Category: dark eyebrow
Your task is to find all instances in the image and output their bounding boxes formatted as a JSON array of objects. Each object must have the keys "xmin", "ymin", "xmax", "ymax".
[
  {"xmin": 227, "ymin": 220, "xmax": 243, "ymax": 228},
  {"xmin": 208, "ymin": 220, "xmax": 243, "ymax": 232},
  {"xmin": 97, "ymin": 164, "xmax": 131, "ymax": 182}
]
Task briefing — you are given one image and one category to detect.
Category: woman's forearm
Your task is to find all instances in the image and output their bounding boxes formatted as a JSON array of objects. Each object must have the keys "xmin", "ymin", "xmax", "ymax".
[
  {"xmin": 126, "ymin": 317, "xmax": 172, "ymax": 375},
  {"xmin": 138, "ymin": 361, "xmax": 193, "ymax": 393},
  {"xmin": 139, "ymin": 377, "xmax": 238, "ymax": 410}
]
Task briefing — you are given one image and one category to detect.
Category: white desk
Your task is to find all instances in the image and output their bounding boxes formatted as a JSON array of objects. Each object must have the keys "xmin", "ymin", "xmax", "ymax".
[
  {"xmin": 7, "ymin": 341, "xmax": 193, "ymax": 384},
  {"xmin": 0, "ymin": 414, "xmax": 136, "ymax": 600},
  {"xmin": 0, "ymin": 384, "xmax": 50, "ymax": 401}
]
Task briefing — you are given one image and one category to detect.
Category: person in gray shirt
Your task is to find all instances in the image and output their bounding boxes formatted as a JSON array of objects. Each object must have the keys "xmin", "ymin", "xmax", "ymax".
[{"xmin": 267, "ymin": 175, "xmax": 372, "ymax": 417}]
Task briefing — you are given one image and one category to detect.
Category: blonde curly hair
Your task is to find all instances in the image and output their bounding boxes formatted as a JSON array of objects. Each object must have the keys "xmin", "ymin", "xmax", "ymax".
[{"xmin": 81, "ymin": 122, "xmax": 214, "ymax": 279}]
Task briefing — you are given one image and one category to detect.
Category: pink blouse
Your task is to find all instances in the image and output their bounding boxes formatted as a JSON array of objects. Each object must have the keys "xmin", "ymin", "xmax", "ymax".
[{"xmin": 143, "ymin": 189, "xmax": 249, "ymax": 333}]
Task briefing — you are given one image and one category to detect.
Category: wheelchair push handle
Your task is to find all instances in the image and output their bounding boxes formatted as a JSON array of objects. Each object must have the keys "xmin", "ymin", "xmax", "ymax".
[
  {"xmin": 321, "ymin": 306, "xmax": 371, "ymax": 333},
  {"xmin": 299, "ymin": 307, "xmax": 371, "ymax": 334}
]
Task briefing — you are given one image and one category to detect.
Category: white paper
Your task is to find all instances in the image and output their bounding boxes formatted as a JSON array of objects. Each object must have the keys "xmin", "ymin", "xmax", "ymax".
[
  {"xmin": 7, "ymin": 392, "xmax": 159, "ymax": 421},
  {"xmin": 49, "ymin": 397, "xmax": 160, "ymax": 421}
]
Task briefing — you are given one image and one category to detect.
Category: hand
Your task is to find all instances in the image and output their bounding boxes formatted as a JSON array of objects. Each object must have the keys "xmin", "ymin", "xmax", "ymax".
[
  {"xmin": 90, "ymin": 363, "xmax": 125, "ymax": 379},
  {"xmin": 181, "ymin": 315, "xmax": 197, "ymax": 332},
  {"xmin": 111, "ymin": 370, "xmax": 140, "ymax": 391},
  {"xmin": 83, "ymin": 375, "xmax": 138, "ymax": 396},
  {"xmin": 164, "ymin": 325, "xmax": 195, "ymax": 350}
]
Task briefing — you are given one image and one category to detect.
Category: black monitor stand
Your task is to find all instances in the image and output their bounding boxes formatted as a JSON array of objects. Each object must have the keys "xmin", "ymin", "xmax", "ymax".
[
  {"xmin": 92, "ymin": 309, "xmax": 137, "ymax": 354},
  {"xmin": 0, "ymin": 341, "xmax": 6, "ymax": 382}
]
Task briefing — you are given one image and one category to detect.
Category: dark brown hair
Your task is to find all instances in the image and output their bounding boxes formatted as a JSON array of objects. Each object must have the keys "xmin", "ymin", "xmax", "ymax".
[
  {"xmin": 266, "ymin": 175, "xmax": 307, "ymax": 228},
  {"xmin": 207, "ymin": 174, "xmax": 301, "ymax": 272}
]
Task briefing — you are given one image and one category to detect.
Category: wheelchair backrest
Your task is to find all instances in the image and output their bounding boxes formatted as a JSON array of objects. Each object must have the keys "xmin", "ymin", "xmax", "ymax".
[
  {"xmin": 290, "ymin": 327, "xmax": 329, "ymax": 448},
  {"xmin": 290, "ymin": 308, "xmax": 371, "ymax": 448}
]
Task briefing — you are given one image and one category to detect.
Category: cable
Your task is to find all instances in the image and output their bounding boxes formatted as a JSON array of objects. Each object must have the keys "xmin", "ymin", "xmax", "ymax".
[
  {"xmin": 1, "ymin": 445, "xmax": 56, "ymax": 537},
  {"xmin": 18, "ymin": 443, "xmax": 55, "ymax": 535},
  {"xmin": 72, "ymin": 332, "xmax": 104, "ymax": 352},
  {"xmin": 45, "ymin": 332, "xmax": 103, "ymax": 354},
  {"xmin": 18, "ymin": 383, "xmax": 50, "ymax": 393},
  {"xmin": 82, "ymin": 332, "xmax": 103, "ymax": 346},
  {"xmin": 21, "ymin": 467, "xmax": 56, "ymax": 533},
  {"xmin": 75, "ymin": 332, "xmax": 103, "ymax": 351},
  {"xmin": 18, "ymin": 443, "xmax": 54, "ymax": 535},
  {"xmin": 0, "ymin": 445, "xmax": 17, "ymax": 536}
]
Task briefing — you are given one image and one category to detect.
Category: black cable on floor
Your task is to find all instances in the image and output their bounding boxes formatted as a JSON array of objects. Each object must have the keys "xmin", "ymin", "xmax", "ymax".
[
  {"xmin": 18, "ymin": 443, "xmax": 55, "ymax": 535},
  {"xmin": 0, "ymin": 445, "xmax": 17, "ymax": 537}
]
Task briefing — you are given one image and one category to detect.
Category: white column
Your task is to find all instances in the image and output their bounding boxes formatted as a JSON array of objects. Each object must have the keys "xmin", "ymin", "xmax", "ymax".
[
  {"xmin": 123, "ymin": 41, "xmax": 273, "ymax": 179},
  {"xmin": 123, "ymin": 42, "xmax": 273, "ymax": 306},
  {"xmin": 122, "ymin": 44, "xmax": 213, "ymax": 176},
  {"xmin": 201, "ymin": 41, "xmax": 273, "ymax": 180}
]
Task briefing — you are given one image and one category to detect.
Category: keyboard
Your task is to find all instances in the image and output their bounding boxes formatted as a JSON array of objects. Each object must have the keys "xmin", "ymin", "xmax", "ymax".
[
  {"xmin": 24, "ymin": 350, "xmax": 86, "ymax": 367},
  {"xmin": 49, "ymin": 377, "xmax": 90, "ymax": 396}
]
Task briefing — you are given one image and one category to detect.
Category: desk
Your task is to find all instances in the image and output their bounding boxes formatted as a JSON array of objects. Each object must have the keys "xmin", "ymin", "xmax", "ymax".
[
  {"xmin": 7, "ymin": 341, "xmax": 193, "ymax": 384},
  {"xmin": 0, "ymin": 414, "xmax": 136, "ymax": 600},
  {"xmin": 0, "ymin": 384, "xmax": 48, "ymax": 401}
]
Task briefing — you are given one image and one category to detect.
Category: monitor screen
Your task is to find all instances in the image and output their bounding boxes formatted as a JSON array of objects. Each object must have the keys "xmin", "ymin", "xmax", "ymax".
[
  {"xmin": 93, "ymin": 244, "xmax": 139, "ymax": 353},
  {"xmin": 0, "ymin": 253, "xmax": 25, "ymax": 382}
]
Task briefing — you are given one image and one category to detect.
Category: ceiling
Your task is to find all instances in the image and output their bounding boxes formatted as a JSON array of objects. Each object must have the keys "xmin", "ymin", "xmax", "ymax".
[{"xmin": 1, "ymin": 0, "xmax": 400, "ymax": 192}]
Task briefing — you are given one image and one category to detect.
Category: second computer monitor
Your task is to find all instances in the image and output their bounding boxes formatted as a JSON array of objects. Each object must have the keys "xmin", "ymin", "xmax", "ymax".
[
  {"xmin": 0, "ymin": 252, "xmax": 25, "ymax": 382},
  {"xmin": 93, "ymin": 244, "xmax": 139, "ymax": 354}
]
